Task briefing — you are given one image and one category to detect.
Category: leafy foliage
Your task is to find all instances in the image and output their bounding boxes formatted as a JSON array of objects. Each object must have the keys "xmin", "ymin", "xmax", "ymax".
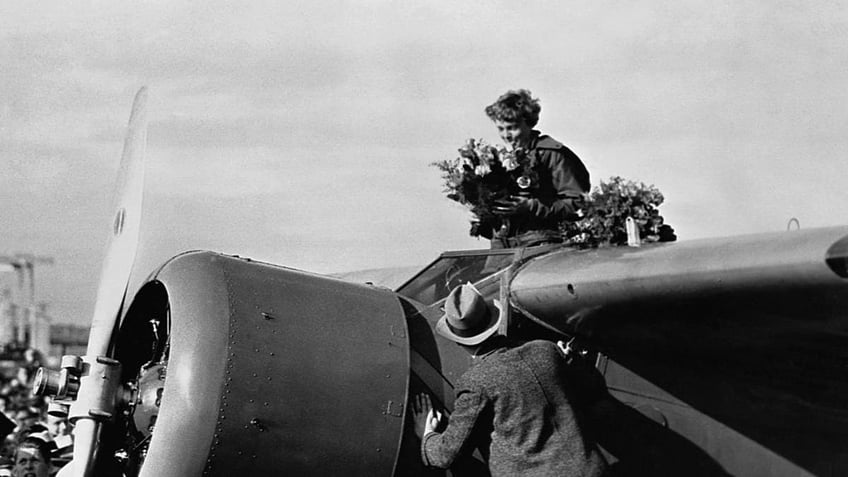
[
  {"xmin": 432, "ymin": 138, "xmax": 539, "ymax": 237},
  {"xmin": 434, "ymin": 142, "xmax": 677, "ymax": 246},
  {"xmin": 562, "ymin": 176, "xmax": 677, "ymax": 247}
]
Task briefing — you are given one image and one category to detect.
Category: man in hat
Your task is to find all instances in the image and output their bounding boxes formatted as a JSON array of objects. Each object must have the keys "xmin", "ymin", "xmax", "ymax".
[{"xmin": 412, "ymin": 283, "xmax": 608, "ymax": 476}]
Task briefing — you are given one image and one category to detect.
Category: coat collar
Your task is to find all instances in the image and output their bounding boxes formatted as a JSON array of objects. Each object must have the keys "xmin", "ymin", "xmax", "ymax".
[
  {"xmin": 532, "ymin": 131, "xmax": 564, "ymax": 150},
  {"xmin": 473, "ymin": 336, "xmax": 511, "ymax": 361}
]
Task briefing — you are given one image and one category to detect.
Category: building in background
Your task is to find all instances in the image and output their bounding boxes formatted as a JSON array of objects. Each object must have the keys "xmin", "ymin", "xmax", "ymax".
[
  {"xmin": 0, "ymin": 289, "xmax": 13, "ymax": 345},
  {"xmin": 0, "ymin": 256, "xmax": 83, "ymax": 361},
  {"xmin": 48, "ymin": 323, "xmax": 88, "ymax": 358}
]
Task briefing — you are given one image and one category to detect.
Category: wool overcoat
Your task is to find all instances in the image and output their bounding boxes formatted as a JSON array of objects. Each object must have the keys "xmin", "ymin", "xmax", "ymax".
[{"xmin": 422, "ymin": 339, "xmax": 608, "ymax": 476}]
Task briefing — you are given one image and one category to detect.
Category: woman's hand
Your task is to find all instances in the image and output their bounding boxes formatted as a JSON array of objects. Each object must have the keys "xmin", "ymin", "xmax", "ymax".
[{"xmin": 493, "ymin": 196, "xmax": 535, "ymax": 216}]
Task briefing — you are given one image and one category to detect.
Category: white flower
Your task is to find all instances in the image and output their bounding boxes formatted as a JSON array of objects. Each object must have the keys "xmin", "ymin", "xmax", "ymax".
[
  {"xmin": 502, "ymin": 156, "xmax": 520, "ymax": 171},
  {"xmin": 476, "ymin": 145, "xmax": 495, "ymax": 164},
  {"xmin": 475, "ymin": 162, "xmax": 492, "ymax": 176}
]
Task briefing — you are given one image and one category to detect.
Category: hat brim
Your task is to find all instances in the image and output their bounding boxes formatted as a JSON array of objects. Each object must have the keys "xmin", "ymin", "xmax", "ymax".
[{"xmin": 436, "ymin": 306, "xmax": 502, "ymax": 346}]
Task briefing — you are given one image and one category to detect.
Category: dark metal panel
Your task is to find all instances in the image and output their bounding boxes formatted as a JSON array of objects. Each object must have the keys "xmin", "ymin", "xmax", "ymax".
[
  {"xmin": 602, "ymin": 358, "xmax": 815, "ymax": 476},
  {"xmin": 203, "ymin": 255, "xmax": 409, "ymax": 476},
  {"xmin": 594, "ymin": 304, "xmax": 848, "ymax": 476}
]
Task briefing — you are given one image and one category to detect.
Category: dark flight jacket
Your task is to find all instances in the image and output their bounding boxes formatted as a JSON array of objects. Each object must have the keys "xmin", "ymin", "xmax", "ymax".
[
  {"xmin": 421, "ymin": 339, "xmax": 608, "ymax": 476},
  {"xmin": 488, "ymin": 132, "xmax": 590, "ymax": 247}
]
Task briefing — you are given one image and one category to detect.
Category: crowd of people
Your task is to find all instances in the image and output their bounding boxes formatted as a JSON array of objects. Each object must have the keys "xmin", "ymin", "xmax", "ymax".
[{"xmin": 0, "ymin": 346, "xmax": 71, "ymax": 477}]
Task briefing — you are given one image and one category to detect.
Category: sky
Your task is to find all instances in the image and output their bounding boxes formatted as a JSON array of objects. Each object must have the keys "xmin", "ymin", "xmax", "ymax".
[{"xmin": 1, "ymin": 1, "xmax": 848, "ymax": 326}]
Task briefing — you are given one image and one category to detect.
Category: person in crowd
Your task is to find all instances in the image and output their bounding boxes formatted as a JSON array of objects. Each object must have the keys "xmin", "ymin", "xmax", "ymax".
[
  {"xmin": 412, "ymin": 283, "xmax": 608, "ymax": 476},
  {"xmin": 11, "ymin": 436, "xmax": 50, "ymax": 477},
  {"xmin": 0, "ymin": 352, "xmax": 52, "ymax": 466},
  {"xmin": 44, "ymin": 414, "xmax": 71, "ymax": 462},
  {"xmin": 0, "ymin": 456, "xmax": 12, "ymax": 477},
  {"xmin": 11, "ymin": 410, "xmax": 39, "ymax": 438},
  {"xmin": 44, "ymin": 415, "xmax": 68, "ymax": 441},
  {"xmin": 483, "ymin": 89, "xmax": 590, "ymax": 248}
]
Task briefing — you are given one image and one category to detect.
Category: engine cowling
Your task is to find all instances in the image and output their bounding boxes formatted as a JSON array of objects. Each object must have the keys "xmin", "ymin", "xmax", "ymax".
[{"xmin": 114, "ymin": 251, "xmax": 410, "ymax": 476}]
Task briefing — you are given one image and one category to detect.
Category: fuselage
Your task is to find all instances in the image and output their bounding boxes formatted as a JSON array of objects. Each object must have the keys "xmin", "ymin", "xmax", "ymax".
[{"xmin": 107, "ymin": 226, "xmax": 848, "ymax": 475}]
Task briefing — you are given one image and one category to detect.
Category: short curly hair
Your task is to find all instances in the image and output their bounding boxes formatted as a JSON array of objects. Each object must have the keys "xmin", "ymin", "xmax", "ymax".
[{"xmin": 484, "ymin": 89, "xmax": 541, "ymax": 128}]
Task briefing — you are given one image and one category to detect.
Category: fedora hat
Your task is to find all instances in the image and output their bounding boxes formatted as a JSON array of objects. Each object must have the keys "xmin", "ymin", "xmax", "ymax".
[{"xmin": 436, "ymin": 283, "xmax": 502, "ymax": 345}]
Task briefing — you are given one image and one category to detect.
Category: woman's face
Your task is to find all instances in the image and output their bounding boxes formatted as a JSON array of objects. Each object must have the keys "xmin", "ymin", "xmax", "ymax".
[
  {"xmin": 13, "ymin": 446, "xmax": 48, "ymax": 477},
  {"xmin": 493, "ymin": 118, "xmax": 532, "ymax": 149}
]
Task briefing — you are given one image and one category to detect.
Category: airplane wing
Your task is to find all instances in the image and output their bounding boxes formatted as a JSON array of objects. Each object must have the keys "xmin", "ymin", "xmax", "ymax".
[
  {"xmin": 503, "ymin": 226, "xmax": 848, "ymax": 476},
  {"xmin": 509, "ymin": 226, "xmax": 848, "ymax": 325}
]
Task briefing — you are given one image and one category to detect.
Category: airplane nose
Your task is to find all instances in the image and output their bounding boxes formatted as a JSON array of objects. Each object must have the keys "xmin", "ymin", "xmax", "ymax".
[{"xmin": 116, "ymin": 252, "xmax": 411, "ymax": 477}]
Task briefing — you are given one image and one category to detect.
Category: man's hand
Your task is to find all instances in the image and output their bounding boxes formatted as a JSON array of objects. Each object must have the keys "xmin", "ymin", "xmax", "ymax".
[
  {"xmin": 492, "ymin": 196, "xmax": 535, "ymax": 216},
  {"xmin": 412, "ymin": 393, "xmax": 445, "ymax": 439}
]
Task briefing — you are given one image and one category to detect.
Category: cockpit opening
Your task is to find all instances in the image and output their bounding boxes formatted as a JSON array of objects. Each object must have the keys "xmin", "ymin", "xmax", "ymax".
[{"xmin": 395, "ymin": 249, "xmax": 516, "ymax": 305}]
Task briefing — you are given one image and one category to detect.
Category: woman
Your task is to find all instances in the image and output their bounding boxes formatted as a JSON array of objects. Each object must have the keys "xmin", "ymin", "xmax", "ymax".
[{"xmin": 483, "ymin": 89, "xmax": 590, "ymax": 248}]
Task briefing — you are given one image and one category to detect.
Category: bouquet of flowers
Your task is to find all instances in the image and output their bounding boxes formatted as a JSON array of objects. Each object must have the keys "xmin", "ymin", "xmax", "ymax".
[
  {"xmin": 562, "ymin": 176, "xmax": 677, "ymax": 247},
  {"xmin": 432, "ymin": 138, "xmax": 539, "ymax": 237}
]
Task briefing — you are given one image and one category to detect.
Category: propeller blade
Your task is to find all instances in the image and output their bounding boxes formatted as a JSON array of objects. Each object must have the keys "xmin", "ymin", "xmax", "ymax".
[
  {"xmin": 86, "ymin": 86, "xmax": 148, "ymax": 356},
  {"xmin": 58, "ymin": 88, "xmax": 149, "ymax": 477}
]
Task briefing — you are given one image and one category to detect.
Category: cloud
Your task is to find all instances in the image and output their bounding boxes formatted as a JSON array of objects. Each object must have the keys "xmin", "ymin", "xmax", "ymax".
[{"xmin": 147, "ymin": 145, "xmax": 286, "ymax": 198}]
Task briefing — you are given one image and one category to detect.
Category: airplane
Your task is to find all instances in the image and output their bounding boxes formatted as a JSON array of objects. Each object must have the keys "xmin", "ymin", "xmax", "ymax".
[{"xmin": 30, "ymin": 87, "xmax": 848, "ymax": 476}]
